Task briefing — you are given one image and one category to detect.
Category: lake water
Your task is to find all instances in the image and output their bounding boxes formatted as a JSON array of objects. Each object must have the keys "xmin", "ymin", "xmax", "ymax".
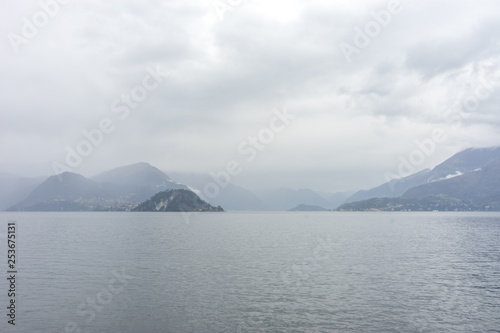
[{"xmin": 0, "ymin": 212, "xmax": 499, "ymax": 332}]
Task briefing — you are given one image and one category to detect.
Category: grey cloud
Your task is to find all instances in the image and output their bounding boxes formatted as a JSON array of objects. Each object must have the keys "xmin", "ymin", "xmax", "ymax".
[
  {"xmin": 405, "ymin": 19, "xmax": 500, "ymax": 79},
  {"xmin": 1, "ymin": 0, "xmax": 500, "ymax": 192}
]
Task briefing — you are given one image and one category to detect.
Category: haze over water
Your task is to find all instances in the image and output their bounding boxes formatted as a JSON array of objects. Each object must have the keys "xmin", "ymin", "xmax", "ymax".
[{"xmin": 1, "ymin": 212, "xmax": 499, "ymax": 332}]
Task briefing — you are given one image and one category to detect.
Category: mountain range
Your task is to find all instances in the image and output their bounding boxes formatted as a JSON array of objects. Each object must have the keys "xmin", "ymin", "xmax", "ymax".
[
  {"xmin": 167, "ymin": 172, "xmax": 351, "ymax": 211},
  {"xmin": 344, "ymin": 147, "xmax": 500, "ymax": 203},
  {"xmin": 339, "ymin": 147, "xmax": 500, "ymax": 211},
  {"xmin": 167, "ymin": 171, "xmax": 268, "ymax": 211},
  {"xmin": 7, "ymin": 163, "xmax": 187, "ymax": 211},
  {"xmin": 3, "ymin": 146, "xmax": 500, "ymax": 211}
]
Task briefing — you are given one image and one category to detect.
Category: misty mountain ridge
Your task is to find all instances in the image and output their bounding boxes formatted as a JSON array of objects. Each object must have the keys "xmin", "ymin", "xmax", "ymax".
[
  {"xmin": 168, "ymin": 172, "xmax": 350, "ymax": 211},
  {"xmin": 254, "ymin": 188, "xmax": 349, "ymax": 211},
  {"xmin": 92, "ymin": 162, "xmax": 186, "ymax": 190},
  {"xmin": 4, "ymin": 163, "xmax": 349, "ymax": 211},
  {"xmin": 9, "ymin": 172, "xmax": 130, "ymax": 211},
  {"xmin": 289, "ymin": 204, "xmax": 328, "ymax": 211},
  {"xmin": 403, "ymin": 159, "xmax": 500, "ymax": 205},
  {"xmin": 345, "ymin": 146, "xmax": 500, "ymax": 204},
  {"xmin": 8, "ymin": 163, "xmax": 190, "ymax": 211},
  {"xmin": 167, "ymin": 171, "xmax": 268, "ymax": 211},
  {"xmin": 339, "ymin": 146, "xmax": 500, "ymax": 211},
  {"xmin": 5, "ymin": 146, "xmax": 500, "ymax": 212}
]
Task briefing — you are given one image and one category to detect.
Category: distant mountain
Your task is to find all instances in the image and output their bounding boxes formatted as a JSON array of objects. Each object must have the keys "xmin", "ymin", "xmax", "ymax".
[
  {"xmin": 8, "ymin": 172, "xmax": 114, "ymax": 211},
  {"xmin": 337, "ymin": 196, "xmax": 478, "ymax": 211},
  {"xmin": 255, "ymin": 188, "xmax": 348, "ymax": 211},
  {"xmin": 345, "ymin": 147, "xmax": 500, "ymax": 203},
  {"xmin": 428, "ymin": 147, "xmax": 500, "ymax": 181},
  {"xmin": 167, "ymin": 171, "xmax": 267, "ymax": 211},
  {"xmin": 133, "ymin": 189, "xmax": 223, "ymax": 212},
  {"xmin": 289, "ymin": 204, "xmax": 328, "ymax": 211},
  {"xmin": 8, "ymin": 163, "xmax": 192, "ymax": 211},
  {"xmin": 168, "ymin": 172, "xmax": 351, "ymax": 211},
  {"xmin": 92, "ymin": 162, "xmax": 187, "ymax": 197},
  {"xmin": 338, "ymin": 147, "xmax": 500, "ymax": 211},
  {"xmin": 345, "ymin": 169, "xmax": 432, "ymax": 203},
  {"xmin": 0, "ymin": 173, "xmax": 44, "ymax": 210},
  {"xmin": 403, "ymin": 159, "xmax": 500, "ymax": 207},
  {"xmin": 318, "ymin": 191, "xmax": 353, "ymax": 209}
]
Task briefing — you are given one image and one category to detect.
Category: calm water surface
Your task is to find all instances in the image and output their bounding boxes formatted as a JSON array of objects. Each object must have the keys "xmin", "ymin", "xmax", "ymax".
[{"xmin": 0, "ymin": 212, "xmax": 499, "ymax": 332}]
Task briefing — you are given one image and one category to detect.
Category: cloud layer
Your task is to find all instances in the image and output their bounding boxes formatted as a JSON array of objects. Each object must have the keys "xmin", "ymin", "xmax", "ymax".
[{"xmin": 1, "ymin": 0, "xmax": 500, "ymax": 191}]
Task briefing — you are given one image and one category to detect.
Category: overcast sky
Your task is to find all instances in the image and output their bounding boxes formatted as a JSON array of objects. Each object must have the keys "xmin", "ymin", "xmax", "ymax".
[{"xmin": 1, "ymin": 0, "xmax": 500, "ymax": 192}]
